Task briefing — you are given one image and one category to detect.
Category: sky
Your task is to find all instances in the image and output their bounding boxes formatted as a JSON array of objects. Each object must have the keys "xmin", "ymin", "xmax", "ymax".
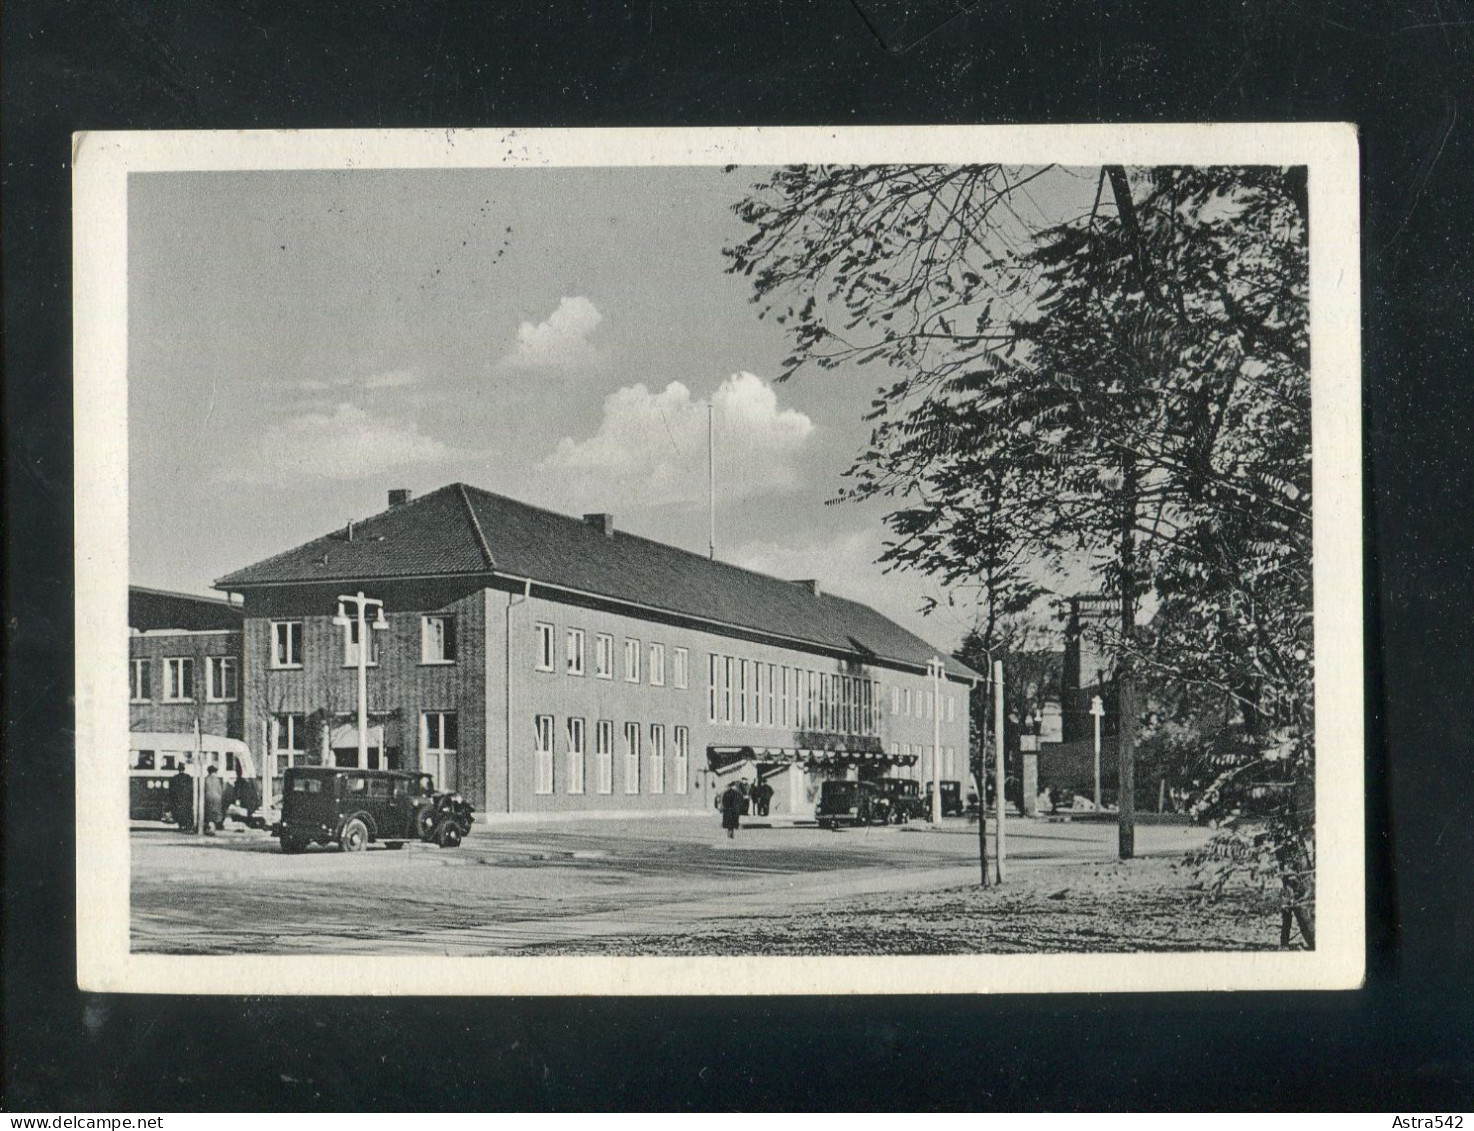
[{"xmin": 128, "ymin": 165, "xmax": 1011, "ymax": 652}]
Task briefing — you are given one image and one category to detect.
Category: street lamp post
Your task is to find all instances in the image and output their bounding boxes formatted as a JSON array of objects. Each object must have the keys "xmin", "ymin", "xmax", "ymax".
[
  {"xmin": 1090, "ymin": 694, "xmax": 1105, "ymax": 810},
  {"xmin": 334, "ymin": 592, "xmax": 389, "ymax": 769},
  {"xmin": 927, "ymin": 658, "xmax": 945, "ymax": 825}
]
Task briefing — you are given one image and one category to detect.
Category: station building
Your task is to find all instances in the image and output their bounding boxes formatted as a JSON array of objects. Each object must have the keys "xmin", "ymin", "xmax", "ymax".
[{"xmin": 215, "ymin": 484, "xmax": 980, "ymax": 816}]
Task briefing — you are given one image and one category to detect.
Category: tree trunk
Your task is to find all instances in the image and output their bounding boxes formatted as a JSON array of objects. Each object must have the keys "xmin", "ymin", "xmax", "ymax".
[{"xmin": 1117, "ymin": 460, "xmax": 1139, "ymax": 861}]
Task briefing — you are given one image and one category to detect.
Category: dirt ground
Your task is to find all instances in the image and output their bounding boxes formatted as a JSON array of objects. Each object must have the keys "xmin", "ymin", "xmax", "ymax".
[
  {"xmin": 522, "ymin": 853, "xmax": 1286, "ymax": 955},
  {"xmin": 131, "ymin": 815, "xmax": 1286, "ymax": 955}
]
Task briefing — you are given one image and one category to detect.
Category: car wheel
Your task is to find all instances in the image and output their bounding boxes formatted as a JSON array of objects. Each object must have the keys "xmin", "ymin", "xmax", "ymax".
[
  {"xmin": 280, "ymin": 833, "xmax": 308, "ymax": 854},
  {"xmin": 415, "ymin": 807, "xmax": 438, "ymax": 841},
  {"xmin": 435, "ymin": 820, "xmax": 463, "ymax": 849},
  {"xmin": 339, "ymin": 818, "xmax": 369, "ymax": 853}
]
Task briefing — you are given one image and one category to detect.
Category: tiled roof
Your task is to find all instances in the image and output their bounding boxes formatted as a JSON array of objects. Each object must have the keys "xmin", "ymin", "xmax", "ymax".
[
  {"xmin": 216, "ymin": 483, "xmax": 981, "ymax": 680},
  {"xmin": 130, "ymin": 585, "xmax": 243, "ymax": 632}
]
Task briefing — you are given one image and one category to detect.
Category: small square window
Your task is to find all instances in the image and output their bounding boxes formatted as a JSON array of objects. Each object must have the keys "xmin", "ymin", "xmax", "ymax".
[
  {"xmin": 207, "ymin": 656, "xmax": 238, "ymax": 702},
  {"xmin": 421, "ymin": 615, "xmax": 458, "ymax": 664},
  {"xmin": 271, "ymin": 621, "xmax": 303, "ymax": 668},
  {"xmin": 164, "ymin": 657, "xmax": 194, "ymax": 702}
]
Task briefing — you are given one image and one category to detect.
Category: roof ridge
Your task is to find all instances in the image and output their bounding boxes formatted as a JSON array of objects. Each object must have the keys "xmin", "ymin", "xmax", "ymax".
[{"xmin": 457, "ymin": 483, "xmax": 497, "ymax": 570}]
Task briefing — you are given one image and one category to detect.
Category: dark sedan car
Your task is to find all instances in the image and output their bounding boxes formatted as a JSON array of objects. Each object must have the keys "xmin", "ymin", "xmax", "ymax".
[{"xmin": 277, "ymin": 767, "xmax": 473, "ymax": 853}]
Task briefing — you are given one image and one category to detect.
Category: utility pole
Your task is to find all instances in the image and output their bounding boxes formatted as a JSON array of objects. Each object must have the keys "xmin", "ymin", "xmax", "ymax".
[
  {"xmin": 977, "ymin": 673, "xmax": 989, "ymax": 887},
  {"xmin": 1090, "ymin": 694, "xmax": 1105, "ymax": 810},
  {"xmin": 928, "ymin": 658, "xmax": 945, "ymax": 826},
  {"xmin": 708, "ymin": 401, "xmax": 716, "ymax": 561},
  {"xmin": 334, "ymin": 592, "xmax": 389, "ymax": 769},
  {"xmin": 993, "ymin": 658, "xmax": 1006, "ymax": 883}
]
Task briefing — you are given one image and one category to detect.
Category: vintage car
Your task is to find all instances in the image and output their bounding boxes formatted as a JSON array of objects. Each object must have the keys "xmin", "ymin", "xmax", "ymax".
[
  {"xmin": 277, "ymin": 766, "xmax": 473, "ymax": 853},
  {"xmin": 815, "ymin": 779, "xmax": 890, "ymax": 829},
  {"xmin": 876, "ymin": 777, "xmax": 928, "ymax": 823},
  {"xmin": 923, "ymin": 780, "xmax": 966, "ymax": 819}
]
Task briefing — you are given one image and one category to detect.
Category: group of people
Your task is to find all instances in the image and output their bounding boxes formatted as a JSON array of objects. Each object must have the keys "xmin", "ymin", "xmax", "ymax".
[
  {"xmin": 167, "ymin": 764, "xmax": 259, "ymax": 835},
  {"xmin": 715, "ymin": 777, "xmax": 776, "ymax": 838}
]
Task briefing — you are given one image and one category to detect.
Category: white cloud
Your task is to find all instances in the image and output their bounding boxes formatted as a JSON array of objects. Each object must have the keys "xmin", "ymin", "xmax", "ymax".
[
  {"xmin": 501, "ymin": 296, "xmax": 603, "ymax": 370},
  {"xmin": 541, "ymin": 371, "xmax": 814, "ymax": 508},
  {"xmin": 223, "ymin": 403, "xmax": 454, "ymax": 485}
]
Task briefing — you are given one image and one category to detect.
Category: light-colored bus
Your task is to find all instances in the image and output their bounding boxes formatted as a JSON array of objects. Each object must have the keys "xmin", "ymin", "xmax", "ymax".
[{"xmin": 128, "ymin": 731, "xmax": 256, "ymax": 823}]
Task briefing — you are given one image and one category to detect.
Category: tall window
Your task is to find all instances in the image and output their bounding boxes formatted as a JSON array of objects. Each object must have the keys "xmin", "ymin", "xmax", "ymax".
[
  {"xmin": 649, "ymin": 724, "xmax": 666, "ymax": 794},
  {"xmin": 274, "ymin": 713, "xmax": 307, "ymax": 766},
  {"xmin": 841, "ymin": 677, "xmax": 852, "ymax": 732},
  {"xmin": 722, "ymin": 657, "xmax": 734, "ymax": 723},
  {"xmin": 766, "ymin": 663, "xmax": 776, "ymax": 726},
  {"xmin": 780, "ymin": 666, "xmax": 790, "ymax": 727},
  {"xmin": 948, "ymin": 695, "xmax": 956, "ymax": 723},
  {"xmin": 421, "ymin": 615, "xmax": 457, "ymax": 663},
  {"xmin": 566, "ymin": 717, "xmax": 586, "ymax": 795},
  {"xmin": 534, "ymin": 623, "xmax": 555, "ymax": 671},
  {"xmin": 673, "ymin": 727, "xmax": 689, "ymax": 795},
  {"xmin": 737, "ymin": 660, "xmax": 749, "ymax": 725},
  {"xmin": 595, "ymin": 633, "xmax": 614, "ymax": 679},
  {"xmin": 892, "ymin": 685, "xmax": 900, "ymax": 715},
  {"xmin": 673, "ymin": 647, "xmax": 689, "ymax": 689},
  {"xmin": 271, "ymin": 620, "xmax": 302, "ymax": 668},
  {"xmin": 129, "ymin": 658, "xmax": 151, "ymax": 702},
  {"xmin": 342, "ymin": 616, "xmax": 380, "ymax": 666},
  {"xmin": 796, "ymin": 670, "xmax": 809, "ymax": 728},
  {"xmin": 904, "ymin": 687, "xmax": 913, "ymax": 716},
  {"xmin": 818, "ymin": 673, "xmax": 830, "ymax": 731},
  {"xmin": 708, "ymin": 654, "xmax": 719, "ymax": 722},
  {"xmin": 624, "ymin": 638, "xmax": 641, "ymax": 683},
  {"xmin": 872, "ymin": 681, "xmax": 883, "ymax": 733},
  {"xmin": 595, "ymin": 720, "xmax": 614, "ymax": 794},
  {"xmin": 622, "ymin": 722, "xmax": 641, "ymax": 794},
  {"xmin": 566, "ymin": 628, "xmax": 585, "ymax": 675},
  {"xmin": 649, "ymin": 642, "xmax": 665, "ymax": 686},
  {"xmin": 423, "ymin": 711, "xmax": 458, "ymax": 787},
  {"xmin": 164, "ymin": 657, "xmax": 194, "ymax": 702},
  {"xmin": 748, "ymin": 662, "xmax": 761, "ymax": 724},
  {"xmin": 533, "ymin": 715, "xmax": 554, "ymax": 794},
  {"xmin": 207, "ymin": 656, "xmax": 238, "ymax": 702}
]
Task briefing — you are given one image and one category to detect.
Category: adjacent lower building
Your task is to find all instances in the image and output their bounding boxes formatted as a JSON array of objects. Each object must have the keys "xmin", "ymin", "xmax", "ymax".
[
  {"xmin": 215, "ymin": 483, "xmax": 980, "ymax": 815},
  {"xmin": 128, "ymin": 585, "xmax": 244, "ymax": 741}
]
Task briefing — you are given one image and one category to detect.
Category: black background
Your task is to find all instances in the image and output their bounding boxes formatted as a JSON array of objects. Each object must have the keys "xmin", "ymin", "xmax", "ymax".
[{"xmin": 4, "ymin": 0, "xmax": 1472, "ymax": 1111}]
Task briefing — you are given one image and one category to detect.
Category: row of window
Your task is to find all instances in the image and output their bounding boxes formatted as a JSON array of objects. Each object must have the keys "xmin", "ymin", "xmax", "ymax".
[
  {"xmin": 270, "ymin": 710, "xmax": 459, "ymax": 758},
  {"xmin": 707, "ymin": 656, "xmax": 886, "ymax": 735},
  {"xmin": 890, "ymin": 683, "xmax": 957, "ymax": 723},
  {"xmin": 268, "ymin": 615, "xmax": 459, "ymax": 670},
  {"xmin": 533, "ymin": 623, "xmax": 690, "ymax": 689},
  {"xmin": 130, "ymin": 656, "xmax": 237, "ymax": 704},
  {"xmin": 531, "ymin": 716, "xmax": 691, "ymax": 797}
]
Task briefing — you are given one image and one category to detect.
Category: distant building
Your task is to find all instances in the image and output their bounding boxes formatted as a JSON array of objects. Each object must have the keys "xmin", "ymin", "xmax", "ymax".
[
  {"xmin": 128, "ymin": 586, "xmax": 244, "ymax": 741},
  {"xmin": 215, "ymin": 484, "xmax": 981, "ymax": 815}
]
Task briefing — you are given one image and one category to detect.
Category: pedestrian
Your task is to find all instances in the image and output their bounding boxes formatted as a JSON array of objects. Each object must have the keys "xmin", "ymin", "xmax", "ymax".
[
  {"xmin": 202, "ymin": 764, "xmax": 225, "ymax": 836},
  {"xmin": 720, "ymin": 782, "xmax": 742, "ymax": 839},
  {"xmin": 755, "ymin": 779, "xmax": 772, "ymax": 817},
  {"xmin": 169, "ymin": 765, "xmax": 194, "ymax": 831},
  {"xmin": 232, "ymin": 766, "xmax": 259, "ymax": 827}
]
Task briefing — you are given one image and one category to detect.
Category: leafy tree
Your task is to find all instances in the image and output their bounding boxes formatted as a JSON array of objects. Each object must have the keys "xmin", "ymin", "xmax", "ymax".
[{"xmin": 728, "ymin": 163, "xmax": 1313, "ymax": 941}]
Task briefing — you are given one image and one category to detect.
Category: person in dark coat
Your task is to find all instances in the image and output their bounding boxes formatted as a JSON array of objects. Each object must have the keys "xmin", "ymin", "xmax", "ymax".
[
  {"xmin": 202, "ymin": 764, "xmax": 226, "ymax": 836},
  {"xmin": 232, "ymin": 767, "xmax": 259, "ymax": 827},
  {"xmin": 169, "ymin": 766, "xmax": 194, "ymax": 830},
  {"xmin": 719, "ymin": 782, "xmax": 743, "ymax": 838}
]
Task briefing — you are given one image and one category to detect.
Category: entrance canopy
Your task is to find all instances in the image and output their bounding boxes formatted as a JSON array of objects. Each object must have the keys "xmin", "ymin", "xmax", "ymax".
[{"xmin": 706, "ymin": 744, "xmax": 918, "ymax": 771}]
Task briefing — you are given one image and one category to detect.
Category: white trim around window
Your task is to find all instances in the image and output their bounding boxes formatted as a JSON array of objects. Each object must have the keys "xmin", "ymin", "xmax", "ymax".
[
  {"xmin": 163, "ymin": 656, "xmax": 195, "ymax": 702},
  {"xmin": 206, "ymin": 655, "xmax": 239, "ymax": 702},
  {"xmin": 270, "ymin": 620, "xmax": 303, "ymax": 668},
  {"xmin": 129, "ymin": 657, "xmax": 151, "ymax": 703},
  {"xmin": 623, "ymin": 638, "xmax": 641, "ymax": 683},
  {"xmin": 534, "ymin": 714, "xmax": 555, "ymax": 794},
  {"xmin": 534, "ymin": 622, "xmax": 555, "ymax": 672},
  {"xmin": 672, "ymin": 646, "xmax": 689, "ymax": 690},
  {"xmin": 566, "ymin": 717, "xmax": 586, "ymax": 795},
  {"xmin": 420, "ymin": 614, "xmax": 458, "ymax": 664},
  {"xmin": 567, "ymin": 627, "xmax": 586, "ymax": 676},
  {"xmin": 649, "ymin": 642, "xmax": 665, "ymax": 686},
  {"xmin": 595, "ymin": 633, "xmax": 614, "ymax": 679},
  {"xmin": 595, "ymin": 720, "xmax": 614, "ymax": 794},
  {"xmin": 673, "ymin": 726, "xmax": 690, "ymax": 795}
]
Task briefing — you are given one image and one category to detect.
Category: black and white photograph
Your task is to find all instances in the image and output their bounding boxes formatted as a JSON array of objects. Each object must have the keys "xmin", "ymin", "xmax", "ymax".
[{"xmin": 73, "ymin": 126, "xmax": 1363, "ymax": 993}]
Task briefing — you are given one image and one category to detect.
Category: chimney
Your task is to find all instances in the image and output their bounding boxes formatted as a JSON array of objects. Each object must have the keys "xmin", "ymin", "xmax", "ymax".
[
  {"xmin": 583, "ymin": 513, "xmax": 615, "ymax": 538},
  {"xmin": 793, "ymin": 578, "xmax": 821, "ymax": 597},
  {"xmin": 388, "ymin": 488, "xmax": 412, "ymax": 507}
]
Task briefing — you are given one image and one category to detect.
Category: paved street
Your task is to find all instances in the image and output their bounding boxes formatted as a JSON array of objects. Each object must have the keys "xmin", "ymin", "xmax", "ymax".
[{"xmin": 130, "ymin": 814, "xmax": 1212, "ymax": 955}]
